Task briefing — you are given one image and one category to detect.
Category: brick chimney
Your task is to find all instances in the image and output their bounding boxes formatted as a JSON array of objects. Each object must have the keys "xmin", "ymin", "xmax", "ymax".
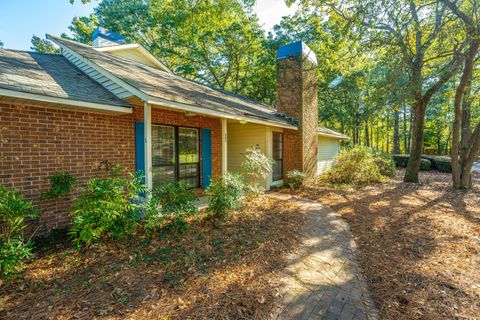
[{"xmin": 276, "ymin": 41, "xmax": 318, "ymax": 179}]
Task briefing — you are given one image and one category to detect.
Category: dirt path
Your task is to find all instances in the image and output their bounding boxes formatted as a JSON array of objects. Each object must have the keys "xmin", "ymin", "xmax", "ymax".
[{"xmin": 270, "ymin": 193, "xmax": 379, "ymax": 320}]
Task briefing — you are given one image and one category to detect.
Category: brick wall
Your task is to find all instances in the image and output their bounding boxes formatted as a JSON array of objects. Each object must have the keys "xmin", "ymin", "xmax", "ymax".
[
  {"xmin": 0, "ymin": 102, "xmax": 221, "ymax": 234},
  {"xmin": 276, "ymin": 55, "xmax": 318, "ymax": 179}
]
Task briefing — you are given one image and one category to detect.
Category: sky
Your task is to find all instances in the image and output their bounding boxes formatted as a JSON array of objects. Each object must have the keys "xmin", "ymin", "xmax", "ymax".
[{"xmin": 0, "ymin": 0, "xmax": 298, "ymax": 51}]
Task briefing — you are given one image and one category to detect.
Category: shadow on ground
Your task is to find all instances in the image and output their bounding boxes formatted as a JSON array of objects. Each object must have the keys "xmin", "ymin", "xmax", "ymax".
[{"xmin": 292, "ymin": 170, "xmax": 480, "ymax": 320}]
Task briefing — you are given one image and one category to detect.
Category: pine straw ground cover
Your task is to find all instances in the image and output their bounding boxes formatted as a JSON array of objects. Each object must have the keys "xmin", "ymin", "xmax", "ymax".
[
  {"xmin": 0, "ymin": 196, "xmax": 304, "ymax": 319},
  {"xmin": 291, "ymin": 169, "xmax": 480, "ymax": 320}
]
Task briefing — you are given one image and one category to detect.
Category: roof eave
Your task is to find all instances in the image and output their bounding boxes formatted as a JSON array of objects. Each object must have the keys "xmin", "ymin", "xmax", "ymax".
[
  {"xmin": 317, "ymin": 132, "xmax": 351, "ymax": 140},
  {"xmin": 148, "ymin": 97, "xmax": 297, "ymax": 130},
  {"xmin": 0, "ymin": 87, "xmax": 132, "ymax": 114}
]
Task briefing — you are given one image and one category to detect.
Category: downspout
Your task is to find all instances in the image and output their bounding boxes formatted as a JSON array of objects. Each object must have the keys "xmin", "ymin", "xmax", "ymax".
[{"xmin": 144, "ymin": 101, "xmax": 153, "ymax": 189}]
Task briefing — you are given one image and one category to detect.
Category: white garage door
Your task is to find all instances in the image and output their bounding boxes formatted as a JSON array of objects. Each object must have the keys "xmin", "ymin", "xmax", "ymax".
[{"xmin": 317, "ymin": 136, "xmax": 340, "ymax": 175}]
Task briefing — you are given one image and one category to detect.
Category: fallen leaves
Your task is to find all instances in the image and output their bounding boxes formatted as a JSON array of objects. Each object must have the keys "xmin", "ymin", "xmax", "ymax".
[
  {"xmin": 0, "ymin": 196, "xmax": 304, "ymax": 319},
  {"xmin": 297, "ymin": 169, "xmax": 480, "ymax": 320}
]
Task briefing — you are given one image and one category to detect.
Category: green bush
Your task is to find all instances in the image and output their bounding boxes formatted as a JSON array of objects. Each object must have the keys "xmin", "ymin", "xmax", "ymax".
[
  {"xmin": 286, "ymin": 170, "xmax": 307, "ymax": 189},
  {"xmin": 419, "ymin": 159, "xmax": 431, "ymax": 171},
  {"xmin": 206, "ymin": 173, "xmax": 247, "ymax": 220},
  {"xmin": 41, "ymin": 171, "xmax": 76, "ymax": 200},
  {"xmin": 0, "ymin": 186, "xmax": 38, "ymax": 280},
  {"xmin": 422, "ymin": 155, "xmax": 452, "ymax": 172},
  {"xmin": 392, "ymin": 154, "xmax": 410, "ymax": 167},
  {"xmin": 143, "ymin": 181, "xmax": 198, "ymax": 233},
  {"xmin": 69, "ymin": 170, "xmax": 146, "ymax": 247},
  {"xmin": 375, "ymin": 154, "xmax": 396, "ymax": 177},
  {"xmin": 323, "ymin": 146, "xmax": 392, "ymax": 184},
  {"xmin": 242, "ymin": 147, "xmax": 273, "ymax": 194}
]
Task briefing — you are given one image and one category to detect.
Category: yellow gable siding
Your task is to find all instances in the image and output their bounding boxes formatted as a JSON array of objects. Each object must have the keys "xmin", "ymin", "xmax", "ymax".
[
  {"xmin": 317, "ymin": 136, "xmax": 340, "ymax": 174},
  {"xmin": 227, "ymin": 123, "xmax": 268, "ymax": 188},
  {"xmin": 109, "ymin": 49, "xmax": 158, "ymax": 68}
]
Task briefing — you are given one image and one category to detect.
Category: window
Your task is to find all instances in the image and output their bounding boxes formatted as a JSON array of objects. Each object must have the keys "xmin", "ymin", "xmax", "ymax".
[
  {"xmin": 152, "ymin": 125, "xmax": 200, "ymax": 188},
  {"xmin": 272, "ymin": 132, "xmax": 283, "ymax": 181}
]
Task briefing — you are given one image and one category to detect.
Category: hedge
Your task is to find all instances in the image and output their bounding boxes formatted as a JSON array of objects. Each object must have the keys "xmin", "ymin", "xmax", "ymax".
[
  {"xmin": 421, "ymin": 155, "xmax": 452, "ymax": 173},
  {"xmin": 392, "ymin": 154, "xmax": 432, "ymax": 171}
]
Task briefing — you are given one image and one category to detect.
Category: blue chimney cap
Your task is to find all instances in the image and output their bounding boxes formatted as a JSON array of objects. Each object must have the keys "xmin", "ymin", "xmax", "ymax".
[
  {"xmin": 276, "ymin": 41, "xmax": 317, "ymax": 65},
  {"xmin": 92, "ymin": 27, "xmax": 126, "ymax": 45}
]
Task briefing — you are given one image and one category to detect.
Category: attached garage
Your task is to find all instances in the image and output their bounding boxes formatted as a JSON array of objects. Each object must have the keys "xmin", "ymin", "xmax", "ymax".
[{"xmin": 316, "ymin": 127, "xmax": 350, "ymax": 175}]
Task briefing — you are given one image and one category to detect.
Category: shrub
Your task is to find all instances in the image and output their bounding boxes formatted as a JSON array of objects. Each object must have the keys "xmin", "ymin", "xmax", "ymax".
[
  {"xmin": 0, "ymin": 186, "xmax": 38, "ymax": 280},
  {"xmin": 206, "ymin": 173, "xmax": 247, "ymax": 220},
  {"xmin": 242, "ymin": 147, "xmax": 273, "ymax": 194},
  {"xmin": 375, "ymin": 154, "xmax": 396, "ymax": 177},
  {"xmin": 143, "ymin": 181, "xmax": 198, "ymax": 233},
  {"xmin": 422, "ymin": 155, "xmax": 452, "ymax": 172},
  {"xmin": 392, "ymin": 154, "xmax": 410, "ymax": 167},
  {"xmin": 322, "ymin": 146, "xmax": 389, "ymax": 184},
  {"xmin": 394, "ymin": 155, "xmax": 433, "ymax": 171},
  {"xmin": 41, "ymin": 171, "xmax": 76, "ymax": 200},
  {"xmin": 69, "ymin": 169, "xmax": 146, "ymax": 247},
  {"xmin": 419, "ymin": 158, "xmax": 431, "ymax": 171},
  {"xmin": 286, "ymin": 170, "xmax": 306, "ymax": 189}
]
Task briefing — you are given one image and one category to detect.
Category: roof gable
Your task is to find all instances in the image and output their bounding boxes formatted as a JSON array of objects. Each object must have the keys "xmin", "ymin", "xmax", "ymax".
[{"xmin": 47, "ymin": 34, "xmax": 297, "ymax": 129}]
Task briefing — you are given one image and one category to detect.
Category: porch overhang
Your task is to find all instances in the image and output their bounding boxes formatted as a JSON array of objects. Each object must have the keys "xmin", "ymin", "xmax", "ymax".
[{"xmin": 148, "ymin": 98, "xmax": 298, "ymax": 130}]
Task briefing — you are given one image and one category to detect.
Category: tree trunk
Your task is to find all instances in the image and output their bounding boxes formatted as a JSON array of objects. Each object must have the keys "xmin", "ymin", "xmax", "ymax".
[
  {"xmin": 405, "ymin": 98, "xmax": 427, "ymax": 182},
  {"xmin": 403, "ymin": 104, "xmax": 408, "ymax": 154},
  {"xmin": 386, "ymin": 113, "xmax": 390, "ymax": 153},
  {"xmin": 451, "ymin": 40, "xmax": 479, "ymax": 188},
  {"xmin": 407, "ymin": 111, "xmax": 413, "ymax": 153},
  {"xmin": 364, "ymin": 121, "xmax": 370, "ymax": 147},
  {"xmin": 393, "ymin": 110, "xmax": 400, "ymax": 154}
]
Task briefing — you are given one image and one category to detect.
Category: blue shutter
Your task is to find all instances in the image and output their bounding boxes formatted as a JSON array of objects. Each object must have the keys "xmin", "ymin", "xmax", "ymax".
[
  {"xmin": 135, "ymin": 122, "xmax": 145, "ymax": 177},
  {"xmin": 201, "ymin": 128, "xmax": 212, "ymax": 189}
]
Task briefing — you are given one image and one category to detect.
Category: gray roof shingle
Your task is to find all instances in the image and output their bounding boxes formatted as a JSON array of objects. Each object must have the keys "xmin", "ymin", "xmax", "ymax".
[
  {"xmin": 317, "ymin": 126, "xmax": 350, "ymax": 139},
  {"xmin": 0, "ymin": 48, "xmax": 129, "ymax": 107},
  {"xmin": 48, "ymin": 35, "xmax": 295, "ymax": 127}
]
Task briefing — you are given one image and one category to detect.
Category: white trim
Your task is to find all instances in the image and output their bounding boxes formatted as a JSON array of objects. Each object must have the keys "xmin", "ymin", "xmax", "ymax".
[
  {"xmin": 221, "ymin": 118, "xmax": 228, "ymax": 175},
  {"xmin": 0, "ymin": 88, "xmax": 132, "ymax": 114},
  {"xmin": 144, "ymin": 102, "xmax": 153, "ymax": 189},
  {"xmin": 47, "ymin": 35, "xmax": 150, "ymax": 101},
  {"xmin": 94, "ymin": 43, "xmax": 172, "ymax": 73},
  {"xmin": 317, "ymin": 132, "xmax": 351, "ymax": 140}
]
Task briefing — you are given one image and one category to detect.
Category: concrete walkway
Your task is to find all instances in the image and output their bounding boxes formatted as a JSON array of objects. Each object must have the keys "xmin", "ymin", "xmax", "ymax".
[{"xmin": 270, "ymin": 193, "xmax": 379, "ymax": 320}]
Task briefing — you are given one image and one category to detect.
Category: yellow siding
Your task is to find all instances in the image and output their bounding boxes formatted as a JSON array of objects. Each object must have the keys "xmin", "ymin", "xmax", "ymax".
[
  {"xmin": 109, "ymin": 49, "xmax": 158, "ymax": 68},
  {"xmin": 317, "ymin": 136, "xmax": 340, "ymax": 174},
  {"xmin": 227, "ymin": 123, "xmax": 268, "ymax": 188}
]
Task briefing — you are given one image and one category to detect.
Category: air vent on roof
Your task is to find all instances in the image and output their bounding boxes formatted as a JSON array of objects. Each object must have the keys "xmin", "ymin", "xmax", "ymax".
[{"xmin": 92, "ymin": 27, "xmax": 126, "ymax": 47}]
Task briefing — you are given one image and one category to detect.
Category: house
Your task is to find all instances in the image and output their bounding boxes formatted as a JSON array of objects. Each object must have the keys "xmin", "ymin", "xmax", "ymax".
[{"xmin": 0, "ymin": 29, "xmax": 349, "ymax": 233}]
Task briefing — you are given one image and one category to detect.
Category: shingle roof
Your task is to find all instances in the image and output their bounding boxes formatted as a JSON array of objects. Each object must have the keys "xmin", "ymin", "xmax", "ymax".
[
  {"xmin": 48, "ymin": 35, "xmax": 295, "ymax": 128},
  {"xmin": 317, "ymin": 126, "xmax": 350, "ymax": 139},
  {"xmin": 0, "ymin": 49, "xmax": 130, "ymax": 107}
]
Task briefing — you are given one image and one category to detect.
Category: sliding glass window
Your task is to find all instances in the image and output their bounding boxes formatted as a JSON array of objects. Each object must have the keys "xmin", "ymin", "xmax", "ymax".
[
  {"xmin": 272, "ymin": 132, "xmax": 283, "ymax": 181},
  {"xmin": 152, "ymin": 125, "xmax": 200, "ymax": 188}
]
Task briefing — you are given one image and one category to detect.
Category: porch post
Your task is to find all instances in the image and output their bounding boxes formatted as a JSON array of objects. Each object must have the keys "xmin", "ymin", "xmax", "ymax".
[
  {"xmin": 144, "ymin": 102, "xmax": 153, "ymax": 189},
  {"xmin": 221, "ymin": 118, "xmax": 228, "ymax": 175}
]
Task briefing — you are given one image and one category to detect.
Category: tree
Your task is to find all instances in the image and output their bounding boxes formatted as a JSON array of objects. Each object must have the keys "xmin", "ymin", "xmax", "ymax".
[
  {"xmin": 0, "ymin": 40, "xmax": 4, "ymax": 48},
  {"xmin": 442, "ymin": 0, "xmax": 480, "ymax": 189},
  {"xmin": 30, "ymin": 35, "xmax": 59, "ymax": 54},
  {"xmin": 290, "ymin": 0, "xmax": 468, "ymax": 182},
  {"xmin": 66, "ymin": 0, "xmax": 271, "ymax": 102}
]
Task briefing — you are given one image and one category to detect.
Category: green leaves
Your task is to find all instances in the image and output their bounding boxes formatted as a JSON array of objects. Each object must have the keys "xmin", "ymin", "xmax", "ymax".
[
  {"xmin": 41, "ymin": 171, "xmax": 76, "ymax": 200},
  {"xmin": 69, "ymin": 170, "xmax": 146, "ymax": 247},
  {"xmin": 0, "ymin": 186, "xmax": 38, "ymax": 281},
  {"xmin": 30, "ymin": 36, "xmax": 58, "ymax": 54}
]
